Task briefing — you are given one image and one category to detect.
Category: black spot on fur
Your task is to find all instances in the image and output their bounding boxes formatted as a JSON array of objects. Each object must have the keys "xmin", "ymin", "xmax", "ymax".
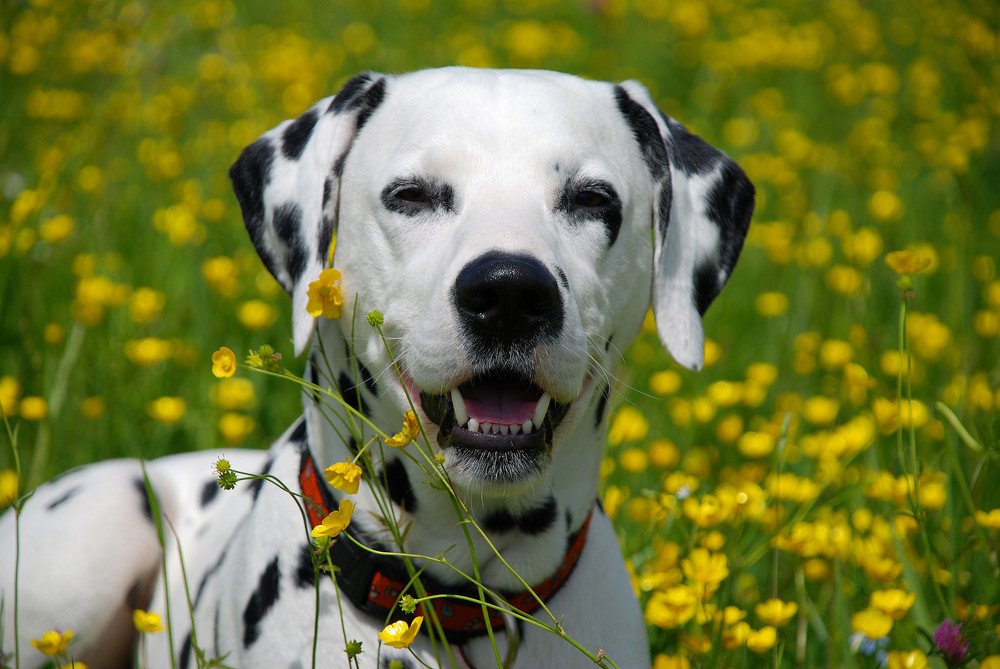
[
  {"xmin": 380, "ymin": 459, "xmax": 417, "ymax": 512},
  {"xmin": 595, "ymin": 383, "xmax": 612, "ymax": 429},
  {"xmin": 200, "ymin": 479, "xmax": 220, "ymax": 507},
  {"xmin": 353, "ymin": 77, "xmax": 386, "ymax": 130},
  {"xmin": 482, "ymin": 495, "xmax": 557, "ymax": 535},
  {"xmin": 693, "ymin": 263, "xmax": 720, "ymax": 316},
  {"xmin": 326, "ymin": 73, "xmax": 377, "ymax": 115},
  {"xmin": 46, "ymin": 485, "xmax": 80, "ymax": 510},
  {"xmin": 290, "ymin": 419, "xmax": 307, "ymax": 444},
  {"xmin": 295, "ymin": 542, "xmax": 315, "ymax": 589},
  {"xmin": 243, "ymin": 556, "xmax": 281, "ymax": 648},
  {"xmin": 605, "ymin": 336, "xmax": 613, "ymax": 352},
  {"xmin": 133, "ymin": 478, "xmax": 153, "ymax": 521},
  {"xmin": 281, "ymin": 107, "xmax": 319, "ymax": 160},
  {"xmin": 272, "ymin": 203, "xmax": 307, "ymax": 284},
  {"xmin": 615, "ymin": 86, "xmax": 668, "ymax": 180},
  {"xmin": 230, "ymin": 139, "xmax": 281, "ymax": 285},
  {"xmin": 179, "ymin": 632, "xmax": 193, "ymax": 669},
  {"xmin": 660, "ymin": 113, "xmax": 722, "ymax": 176},
  {"xmin": 338, "ymin": 371, "xmax": 370, "ymax": 417}
]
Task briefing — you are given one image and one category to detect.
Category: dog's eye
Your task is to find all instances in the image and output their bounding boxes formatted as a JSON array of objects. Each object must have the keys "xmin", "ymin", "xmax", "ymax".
[
  {"xmin": 574, "ymin": 190, "xmax": 610, "ymax": 208},
  {"xmin": 396, "ymin": 187, "xmax": 429, "ymax": 204}
]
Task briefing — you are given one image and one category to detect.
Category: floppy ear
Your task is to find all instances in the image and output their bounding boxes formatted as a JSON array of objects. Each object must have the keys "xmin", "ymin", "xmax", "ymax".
[
  {"xmin": 615, "ymin": 81, "xmax": 755, "ymax": 371},
  {"xmin": 230, "ymin": 73, "xmax": 388, "ymax": 356}
]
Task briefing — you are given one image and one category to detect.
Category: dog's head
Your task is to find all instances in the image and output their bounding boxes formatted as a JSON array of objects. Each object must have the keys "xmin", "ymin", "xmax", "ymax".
[{"xmin": 230, "ymin": 68, "xmax": 753, "ymax": 494}]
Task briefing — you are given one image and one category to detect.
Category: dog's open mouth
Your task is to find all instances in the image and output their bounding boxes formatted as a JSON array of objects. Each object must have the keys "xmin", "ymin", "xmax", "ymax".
[{"xmin": 415, "ymin": 372, "xmax": 572, "ymax": 456}]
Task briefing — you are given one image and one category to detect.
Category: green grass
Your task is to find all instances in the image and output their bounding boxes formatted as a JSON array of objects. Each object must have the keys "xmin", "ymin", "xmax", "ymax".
[{"xmin": 1, "ymin": 0, "xmax": 999, "ymax": 666}]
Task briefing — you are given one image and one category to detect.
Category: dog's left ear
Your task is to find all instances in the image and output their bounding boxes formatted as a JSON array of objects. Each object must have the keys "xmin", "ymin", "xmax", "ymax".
[
  {"xmin": 615, "ymin": 81, "xmax": 755, "ymax": 371},
  {"xmin": 230, "ymin": 73, "xmax": 388, "ymax": 355}
]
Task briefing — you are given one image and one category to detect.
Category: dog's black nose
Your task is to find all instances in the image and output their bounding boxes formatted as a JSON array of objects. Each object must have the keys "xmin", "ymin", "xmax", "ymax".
[{"xmin": 454, "ymin": 252, "xmax": 563, "ymax": 348}]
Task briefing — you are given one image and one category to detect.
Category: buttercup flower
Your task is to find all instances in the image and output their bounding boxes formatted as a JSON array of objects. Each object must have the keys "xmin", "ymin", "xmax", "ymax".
[
  {"xmin": 755, "ymin": 598, "xmax": 799, "ymax": 627},
  {"xmin": 212, "ymin": 346, "xmax": 237, "ymax": 378},
  {"xmin": 379, "ymin": 616, "xmax": 423, "ymax": 649},
  {"xmin": 851, "ymin": 607, "xmax": 893, "ymax": 639},
  {"xmin": 871, "ymin": 589, "xmax": 916, "ymax": 620},
  {"xmin": 386, "ymin": 411, "xmax": 420, "ymax": 448},
  {"xmin": 31, "ymin": 629, "xmax": 74, "ymax": 656},
  {"xmin": 325, "ymin": 460, "xmax": 362, "ymax": 495},
  {"xmin": 132, "ymin": 609, "xmax": 166, "ymax": 633},
  {"xmin": 885, "ymin": 249, "xmax": 932, "ymax": 276},
  {"xmin": 310, "ymin": 499, "xmax": 354, "ymax": 538},
  {"xmin": 306, "ymin": 268, "xmax": 343, "ymax": 319}
]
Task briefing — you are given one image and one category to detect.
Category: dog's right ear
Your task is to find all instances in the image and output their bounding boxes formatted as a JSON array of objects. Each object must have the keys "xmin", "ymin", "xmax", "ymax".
[
  {"xmin": 230, "ymin": 73, "xmax": 387, "ymax": 356},
  {"xmin": 615, "ymin": 81, "xmax": 755, "ymax": 371}
]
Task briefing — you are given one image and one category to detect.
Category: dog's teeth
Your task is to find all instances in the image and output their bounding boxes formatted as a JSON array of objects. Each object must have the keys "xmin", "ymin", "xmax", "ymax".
[
  {"xmin": 482, "ymin": 421, "xmax": 493, "ymax": 434},
  {"xmin": 510, "ymin": 423, "xmax": 521, "ymax": 435},
  {"xmin": 500, "ymin": 424, "xmax": 509, "ymax": 435},
  {"xmin": 532, "ymin": 393, "xmax": 551, "ymax": 428},
  {"xmin": 451, "ymin": 388, "xmax": 469, "ymax": 427},
  {"xmin": 468, "ymin": 418, "xmax": 479, "ymax": 432},
  {"xmin": 522, "ymin": 419, "xmax": 533, "ymax": 434}
]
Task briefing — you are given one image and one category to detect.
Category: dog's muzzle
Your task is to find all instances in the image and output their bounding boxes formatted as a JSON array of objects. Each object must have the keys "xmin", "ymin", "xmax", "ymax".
[{"xmin": 411, "ymin": 252, "xmax": 574, "ymax": 481}]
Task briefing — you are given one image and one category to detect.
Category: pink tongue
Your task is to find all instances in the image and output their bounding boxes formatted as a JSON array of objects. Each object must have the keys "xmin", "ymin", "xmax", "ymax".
[{"xmin": 462, "ymin": 381, "xmax": 539, "ymax": 425}]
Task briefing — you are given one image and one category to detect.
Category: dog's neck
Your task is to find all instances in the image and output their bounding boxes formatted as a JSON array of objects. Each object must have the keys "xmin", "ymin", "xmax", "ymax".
[{"xmin": 299, "ymin": 322, "xmax": 608, "ymax": 593}]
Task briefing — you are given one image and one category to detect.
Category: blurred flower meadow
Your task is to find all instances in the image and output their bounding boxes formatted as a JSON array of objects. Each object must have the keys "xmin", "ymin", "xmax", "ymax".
[{"xmin": 1, "ymin": 0, "xmax": 999, "ymax": 666}]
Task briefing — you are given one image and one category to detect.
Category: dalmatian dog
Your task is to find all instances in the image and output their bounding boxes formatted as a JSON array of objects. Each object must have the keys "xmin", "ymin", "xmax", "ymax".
[{"xmin": 0, "ymin": 67, "xmax": 753, "ymax": 668}]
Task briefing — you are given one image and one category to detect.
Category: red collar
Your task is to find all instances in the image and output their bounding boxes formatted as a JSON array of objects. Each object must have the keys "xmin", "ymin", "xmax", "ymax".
[{"xmin": 299, "ymin": 451, "xmax": 593, "ymax": 643}]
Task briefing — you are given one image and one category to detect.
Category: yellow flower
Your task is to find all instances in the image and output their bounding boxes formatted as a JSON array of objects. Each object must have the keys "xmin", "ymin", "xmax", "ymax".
[
  {"xmin": 0, "ymin": 469, "xmax": 18, "ymax": 507},
  {"xmin": 125, "ymin": 337, "xmax": 174, "ymax": 367},
  {"xmin": 885, "ymin": 650, "xmax": 928, "ymax": 669},
  {"xmin": 0, "ymin": 375, "xmax": 21, "ymax": 416},
  {"xmin": 211, "ymin": 378, "xmax": 256, "ymax": 410},
  {"xmin": 237, "ymin": 299, "xmax": 278, "ymax": 331},
  {"xmin": 305, "ymin": 268, "xmax": 343, "ymax": 319},
  {"xmin": 607, "ymin": 406, "xmax": 649, "ymax": 445},
  {"xmin": 19, "ymin": 396, "xmax": 48, "ymax": 421},
  {"xmin": 59, "ymin": 662, "xmax": 89, "ymax": 669},
  {"xmin": 325, "ymin": 460, "xmax": 362, "ymax": 495},
  {"xmin": 871, "ymin": 589, "xmax": 916, "ymax": 620},
  {"xmin": 681, "ymin": 548, "xmax": 729, "ymax": 591},
  {"xmin": 39, "ymin": 214, "xmax": 74, "ymax": 244},
  {"xmin": 737, "ymin": 431, "xmax": 775, "ymax": 458},
  {"xmin": 851, "ymin": 607, "xmax": 893, "ymax": 639},
  {"xmin": 218, "ymin": 413, "xmax": 256, "ymax": 444},
  {"xmin": 385, "ymin": 411, "xmax": 420, "ymax": 448},
  {"xmin": 980, "ymin": 656, "xmax": 1000, "ymax": 669},
  {"xmin": 745, "ymin": 626, "xmax": 777, "ymax": 653},
  {"xmin": 975, "ymin": 508, "xmax": 1000, "ymax": 530},
  {"xmin": 652, "ymin": 655, "xmax": 691, "ymax": 669},
  {"xmin": 132, "ymin": 609, "xmax": 166, "ymax": 633},
  {"xmin": 212, "ymin": 346, "xmax": 238, "ymax": 378},
  {"xmin": 147, "ymin": 396, "xmax": 186, "ymax": 424},
  {"xmin": 645, "ymin": 586, "xmax": 698, "ymax": 628},
  {"xmin": 128, "ymin": 287, "xmax": 166, "ymax": 325},
  {"xmin": 801, "ymin": 396, "xmax": 840, "ymax": 426},
  {"xmin": 885, "ymin": 249, "xmax": 932, "ymax": 276},
  {"xmin": 755, "ymin": 598, "xmax": 799, "ymax": 627},
  {"xmin": 755, "ymin": 291, "xmax": 789, "ymax": 317},
  {"xmin": 379, "ymin": 615, "xmax": 423, "ymax": 648},
  {"xmin": 31, "ymin": 629, "xmax": 74, "ymax": 656},
  {"xmin": 310, "ymin": 499, "xmax": 354, "ymax": 538}
]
